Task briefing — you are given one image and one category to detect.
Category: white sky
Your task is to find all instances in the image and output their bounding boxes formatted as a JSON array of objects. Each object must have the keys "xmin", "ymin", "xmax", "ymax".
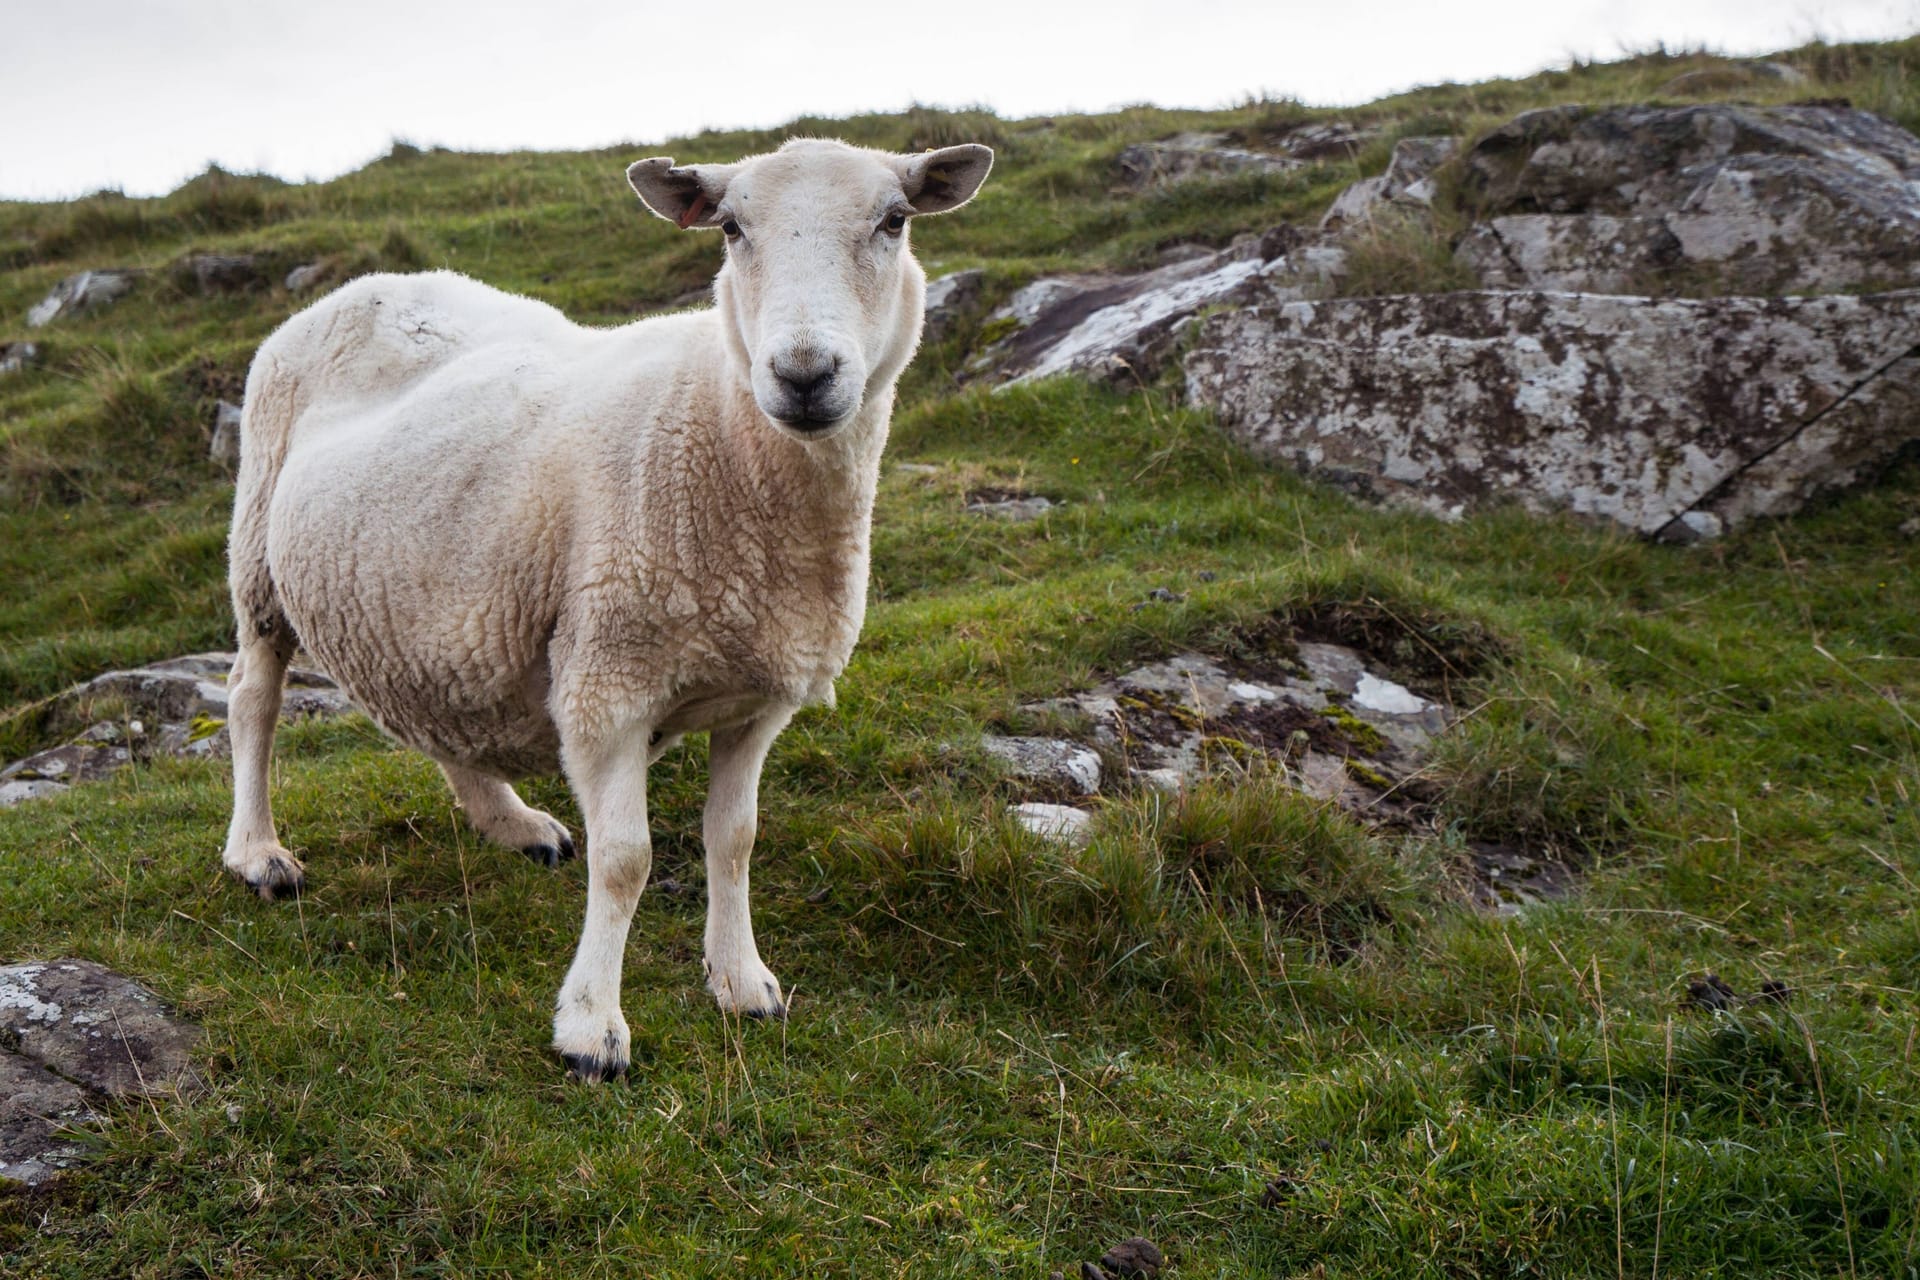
[{"xmin": 3, "ymin": 0, "xmax": 1915, "ymax": 200}]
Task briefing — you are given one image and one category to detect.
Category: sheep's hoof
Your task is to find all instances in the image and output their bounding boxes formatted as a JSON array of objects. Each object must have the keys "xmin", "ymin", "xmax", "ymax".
[
  {"xmin": 229, "ymin": 849, "xmax": 306, "ymax": 900},
  {"xmin": 559, "ymin": 1031, "xmax": 628, "ymax": 1084},
  {"xmin": 522, "ymin": 834, "xmax": 576, "ymax": 869},
  {"xmin": 745, "ymin": 995, "xmax": 788, "ymax": 1023}
]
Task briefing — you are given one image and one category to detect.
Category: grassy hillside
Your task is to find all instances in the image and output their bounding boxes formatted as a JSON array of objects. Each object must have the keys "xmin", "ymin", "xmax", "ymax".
[{"xmin": 3, "ymin": 38, "xmax": 1919, "ymax": 1278}]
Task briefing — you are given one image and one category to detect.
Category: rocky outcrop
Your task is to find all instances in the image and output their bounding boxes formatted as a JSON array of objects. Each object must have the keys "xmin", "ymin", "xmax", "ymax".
[
  {"xmin": 969, "ymin": 230, "xmax": 1345, "ymax": 386},
  {"xmin": 1454, "ymin": 104, "xmax": 1920, "ymax": 295},
  {"xmin": 0, "ymin": 652, "xmax": 352, "ymax": 808},
  {"xmin": 25, "ymin": 269, "xmax": 139, "ymax": 327},
  {"xmin": 1184, "ymin": 288, "xmax": 1920, "ymax": 537},
  {"xmin": 1319, "ymin": 137, "xmax": 1458, "ymax": 231},
  {"xmin": 0, "ymin": 960, "xmax": 204, "ymax": 1186},
  {"xmin": 1115, "ymin": 133, "xmax": 1301, "ymax": 190}
]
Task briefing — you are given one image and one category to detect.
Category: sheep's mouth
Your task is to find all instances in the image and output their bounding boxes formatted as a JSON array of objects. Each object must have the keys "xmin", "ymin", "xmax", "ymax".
[{"xmin": 769, "ymin": 411, "xmax": 851, "ymax": 438}]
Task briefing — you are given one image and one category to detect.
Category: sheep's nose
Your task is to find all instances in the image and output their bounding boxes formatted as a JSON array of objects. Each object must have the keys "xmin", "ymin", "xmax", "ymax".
[{"xmin": 772, "ymin": 352, "xmax": 838, "ymax": 399}]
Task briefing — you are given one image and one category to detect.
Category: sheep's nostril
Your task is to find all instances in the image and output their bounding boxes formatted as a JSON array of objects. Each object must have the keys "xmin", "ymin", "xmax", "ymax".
[{"xmin": 772, "ymin": 353, "xmax": 839, "ymax": 400}]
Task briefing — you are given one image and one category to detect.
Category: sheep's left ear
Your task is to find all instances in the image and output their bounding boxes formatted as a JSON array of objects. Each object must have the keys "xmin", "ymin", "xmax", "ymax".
[
  {"xmin": 894, "ymin": 145, "xmax": 994, "ymax": 215},
  {"xmin": 627, "ymin": 157, "xmax": 738, "ymax": 229}
]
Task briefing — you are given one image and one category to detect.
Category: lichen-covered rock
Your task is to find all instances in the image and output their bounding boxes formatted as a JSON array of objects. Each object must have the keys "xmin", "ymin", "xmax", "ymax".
[
  {"xmin": 1115, "ymin": 132, "xmax": 1300, "ymax": 190},
  {"xmin": 982, "ymin": 735, "xmax": 1102, "ymax": 795},
  {"xmin": 0, "ymin": 1052, "xmax": 100, "ymax": 1186},
  {"xmin": 969, "ymin": 229, "xmax": 1337, "ymax": 386},
  {"xmin": 1320, "ymin": 136, "xmax": 1458, "ymax": 231},
  {"xmin": 1010, "ymin": 802, "xmax": 1093, "ymax": 846},
  {"xmin": 25, "ymin": 269, "xmax": 139, "ymax": 327},
  {"xmin": 1185, "ymin": 288, "xmax": 1920, "ymax": 536},
  {"xmin": 1454, "ymin": 104, "xmax": 1920, "ymax": 294},
  {"xmin": 0, "ymin": 960, "xmax": 203, "ymax": 1099},
  {"xmin": 0, "ymin": 652, "xmax": 352, "ymax": 807}
]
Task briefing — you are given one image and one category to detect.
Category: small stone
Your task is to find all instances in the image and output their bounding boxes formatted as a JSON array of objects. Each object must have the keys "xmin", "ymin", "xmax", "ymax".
[
  {"xmin": 0, "ymin": 341, "xmax": 39, "ymax": 376},
  {"xmin": 210, "ymin": 400, "xmax": 243, "ymax": 467},
  {"xmin": 1010, "ymin": 802, "xmax": 1093, "ymax": 847},
  {"xmin": 1897, "ymin": 516, "xmax": 1920, "ymax": 539},
  {"xmin": 967, "ymin": 495, "xmax": 1056, "ymax": 521},
  {"xmin": 1099, "ymin": 1237, "xmax": 1166, "ymax": 1279},
  {"xmin": 0, "ymin": 778, "xmax": 70, "ymax": 807},
  {"xmin": 982, "ymin": 735, "xmax": 1102, "ymax": 795},
  {"xmin": 1144, "ymin": 588, "xmax": 1186, "ymax": 604},
  {"xmin": 285, "ymin": 262, "xmax": 329, "ymax": 293}
]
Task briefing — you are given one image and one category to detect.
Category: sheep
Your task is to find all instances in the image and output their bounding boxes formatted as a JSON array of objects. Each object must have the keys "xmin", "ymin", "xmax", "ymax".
[{"xmin": 220, "ymin": 138, "xmax": 993, "ymax": 1082}]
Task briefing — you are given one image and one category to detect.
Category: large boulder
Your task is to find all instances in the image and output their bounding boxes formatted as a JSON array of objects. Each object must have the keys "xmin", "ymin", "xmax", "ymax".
[
  {"xmin": 1184, "ymin": 288, "xmax": 1920, "ymax": 537},
  {"xmin": 1453, "ymin": 104, "xmax": 1920, "ymax": 295}
]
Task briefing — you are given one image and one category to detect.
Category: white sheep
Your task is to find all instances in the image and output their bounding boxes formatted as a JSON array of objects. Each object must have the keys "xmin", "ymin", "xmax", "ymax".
[{"xmin": 220, "ymin": 138, "xmax": 993, "ymax": 1081}]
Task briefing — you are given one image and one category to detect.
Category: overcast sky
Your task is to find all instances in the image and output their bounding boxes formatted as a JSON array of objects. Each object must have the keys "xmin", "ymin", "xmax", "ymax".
[{"xmin": 3, "ymin": 0, "xmax": 1915, "ymax": 201}]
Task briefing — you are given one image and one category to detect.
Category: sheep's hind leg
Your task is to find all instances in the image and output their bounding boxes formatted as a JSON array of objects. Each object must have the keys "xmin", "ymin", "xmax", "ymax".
[
  {"xmin": 221, "ymin": 636, "xmax": 305, "ymax": 899},
  {"xmin": 702, "ymin": 709, "xmax": 796, "ymax": 1020},
  {"xmin": 439, "ymin": 762, "xmax": 575, "ymax": 868},
  {"xmin": 551, "ymin": 729, "xmax": 654, "ymax": 1083}
]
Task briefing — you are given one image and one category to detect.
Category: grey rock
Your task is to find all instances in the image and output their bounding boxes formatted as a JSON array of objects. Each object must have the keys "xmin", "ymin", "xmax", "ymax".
[
  {"xmin": 26, "ymin": 269, "xmax": 138, "ymax": 327},
  {"xmin": 1320, "ymin": 136, "xmax": 1458, "ymax": 231},
  {"xmin": 1010, "ymin": 802, "xmax": 1093, "ymax": 846},
  {"xmin": 285, "ymin": 261, "xmax": 329, "ymax": 293},
  {"xmin": 210, "ymin": 399, "xmax": 242, "ymax": 466},
  {"xmin": 0, "ymin": 960, "xmax": 203, "ymax": 1099},
  {"xmin": 1185, "ymin": 288, "xmax": 1920, "ymax": 535},
  {"xmin": 181, "ymin": 253, "xmax": 264, "ymax": 293},
  {"xmin": 1455, "ymin": 104, "xmax": 1920, "ymax": 294},
  {"xmin": 0, "ymin": 1052, "xmax": 100, "ymax": 1186},
  {"xmin": 1116, "ymin": 132, "xmax": 1301, "ymax": 190},
  {"xmin": 969, "ymin": 228, "xmax": 1336, "ymax": 386},
  {"xmin": 922, "ymin": 268, "xmax": 984, "ymax": 341},
  {"xmin": 982, "ymin": 735, "xmax": 1101, "ymax": 795},
  {"xmin": 1278, "ymin": 121, "xmax": 1381, "ymax": 161},
  {"xmin": 0, "ymin": 652, "xmax": 352, "ymax": 806},
  {"xmin": 0, "ymin": 340, "xmax": 38, "ymax": 375},
  {"xmin": 967, "ymin": 494, "xmax": 1056, "ymax": 521}
]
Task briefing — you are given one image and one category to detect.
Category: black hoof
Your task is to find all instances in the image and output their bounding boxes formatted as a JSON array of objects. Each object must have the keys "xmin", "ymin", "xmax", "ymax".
[
  {"xmin": 523, "ymin": 836, "xmax": 574, "ymax": 869},
  {"xmin": 745, "ymin": 984, "xmax": 788, "ymax": 1022},
  {"xmin": 560, "ymin": 1033, "xmax": 629, "ymax": 1084},
  {"xmin": 247, "ymin": 857, "xmax": 305, "ymax": 901}
]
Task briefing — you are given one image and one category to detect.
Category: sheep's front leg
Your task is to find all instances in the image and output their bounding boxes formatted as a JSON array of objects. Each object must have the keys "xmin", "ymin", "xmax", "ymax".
[
  {"xmin": 704, "ymin": 709, "xmax": 796, "ymax": 1019},
  {"xmin": 552, "ymin": 729, "xmax": 654, "ymax": 1083}
]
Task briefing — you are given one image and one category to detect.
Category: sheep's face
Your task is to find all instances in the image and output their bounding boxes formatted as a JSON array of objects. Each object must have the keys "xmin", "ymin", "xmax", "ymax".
[{"xmin": 629, "ymin": 139, "xmax": 992, "ymax": 441}]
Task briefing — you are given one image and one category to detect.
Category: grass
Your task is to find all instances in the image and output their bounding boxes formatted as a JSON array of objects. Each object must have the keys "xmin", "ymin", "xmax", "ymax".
[{"xmin": 4, "ymin": 34, "xmax": 1920, "ymax": 1280}]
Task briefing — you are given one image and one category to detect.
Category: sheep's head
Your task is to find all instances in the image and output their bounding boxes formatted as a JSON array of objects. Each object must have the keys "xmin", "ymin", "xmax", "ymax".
[{"xmin": 628, "ymin": 138, "xmax": 992, "ymax": 441}]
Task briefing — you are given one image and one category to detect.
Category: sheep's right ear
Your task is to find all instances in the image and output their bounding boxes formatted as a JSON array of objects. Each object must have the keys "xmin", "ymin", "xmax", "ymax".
[{"xmin": 627, "ymin": 158, "xmax": 737, "ymax": 229}]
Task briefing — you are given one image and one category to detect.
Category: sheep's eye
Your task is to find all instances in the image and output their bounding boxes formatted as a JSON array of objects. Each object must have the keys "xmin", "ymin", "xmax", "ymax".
[
  {"xmin": 720, "ymin": 218, "xmax": 742, "ymax": 239},
  {"xmin": 882, "ymin": 210, "xmax": 908, "ymax": 237}
]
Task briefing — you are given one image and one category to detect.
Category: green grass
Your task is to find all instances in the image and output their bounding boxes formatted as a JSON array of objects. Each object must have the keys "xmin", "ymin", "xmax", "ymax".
[{"xmin": 5, "ymin": 35, "xmax": 1920, "ymax": 1280}]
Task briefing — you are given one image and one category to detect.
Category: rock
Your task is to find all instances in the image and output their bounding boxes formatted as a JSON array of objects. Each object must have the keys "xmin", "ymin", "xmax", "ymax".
[
  {"xmin": 1011, "ymin": 802, "xmax": 1093, "ymax": 846},
  {"xmin": 1184, "ymin": 288, "xmax": 1920, "ymax": 535},
  {"xmin": 0, "ymin": 960, "xmax": 203, "ymax": 1099},
  {"xmin": 967, "ymin": 492, "xmax": 1056, "ymax": 521},
  {"xmin": 0, "ymin": 652, "xmax": 352, "ymax": 807},
  {"xmin": 210, "ymin": 399, "xmax": 242, "ymax": 466},
  {"xmin": 1099, "ymin": 1237, "xmax": 1166, "ymax": 1279},
  {"xmin": 1466, "ymin": 841, "xmax": 1578, "ymax": 915},
  {"xmin": 1030, "ymin": 648, "xmax": 1445, "ymax": 812},
  {"xmin": 0, "ymin": 1053, "xmax": 100, "ymax": 1186},
  {"xmin": 1320, "ymin": 136, "xmax": 1458, "ymax": 231},
  {"xmin": 25, "ymin": 269, "xmax": 138, "ymax": 327},
  {"xmin": 1116, "ymin": 132, "xmax": 1301, "ymax": 190},
  {"xmin": 0, "ymin": 340, "xmax": 38, "ymax": 375},
  {"xmin": 969, "ymin": 228, "xmax": 1338, "ymax": 386},
  {"xmin": 1454, "ymin": 104, "xmax": 1920, "ymax": 294},
  {"xmin": 180, "ymin": 253, "xmax": 265, "ymax": 293},
  {"xmin": 1279, "ymin": 120, "xmax": 1380, "ymax": 161},
  {"xmin": 981, "ymin": 735, "xmax": 1102, "ymax": 795},
  {"xmin": 285, "ymin": 261, "xmax": 329, "ymax": 293},
  {"xmin": 922, "ymin": 268, "xmax": 984, "ymax": 341}
]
